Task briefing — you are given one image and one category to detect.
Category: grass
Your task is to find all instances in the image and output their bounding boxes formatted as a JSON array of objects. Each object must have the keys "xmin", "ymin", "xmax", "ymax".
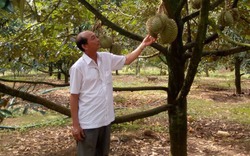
[
  {"xmin": 195, "ymin": 76, "xmax": 250, "ymax": 91},
  {"xmin": 119, "ymin": 66, "xmax": 164, "ymax": 76},
  {"xmin": 231, "ymin": 105, "xmax": 250, "ymax": 124},
  {"xmin": 188, "ymin": 97, "xmax": 250, "ymax": 125},
  {"xmin": 1, "ymin": 111, "xmax": 70, "ymax": 130}
]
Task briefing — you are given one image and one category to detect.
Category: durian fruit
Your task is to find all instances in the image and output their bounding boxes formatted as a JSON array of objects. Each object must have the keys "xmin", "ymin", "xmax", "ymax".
[
  {"xmin": 99, "ymin": 35, "xmax": 113, "ymax": 49},
  {"xmin": 110, "ymin": 43, "xmax": 122, "ymax": 55},
  {"xmin": 159, "ymin": 17, "xmax": 178, "ymax": 44},
  {"xmin": 191, "ymin": 0, "xmax": 201, "ymax": 10},
  {"xmin": 158, "ymin": 13, "xmax": 169, "ymax": 25},
  {"xmin": 218, "ymin": 10, "xmax": 234, "ymax": 26},
  {"xmin": 223, "ymin": 11, "xmax": 234, "ymax": 26},
  {"xmin": 230, "ymin": 8, "xmax": 240, "ymax": 21},
  {"xmin": 145, "ymin": 3, "xmax": 178, "ymax": 44},
  {"xmin": 146, "ymin": 14, "xmax": 165, "ymax": 38}
]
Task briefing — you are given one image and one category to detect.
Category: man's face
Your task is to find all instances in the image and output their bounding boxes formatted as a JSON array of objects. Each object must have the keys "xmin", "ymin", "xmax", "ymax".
[{"xmin": 82, "ymin": 31, "xmax": 100, "ymax": 52}]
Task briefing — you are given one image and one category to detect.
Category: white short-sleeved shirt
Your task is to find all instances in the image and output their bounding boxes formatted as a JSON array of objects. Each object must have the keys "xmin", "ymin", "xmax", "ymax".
[{"xmin": 69, "ymin": 52, "xmax": 126, "ymax": 129}]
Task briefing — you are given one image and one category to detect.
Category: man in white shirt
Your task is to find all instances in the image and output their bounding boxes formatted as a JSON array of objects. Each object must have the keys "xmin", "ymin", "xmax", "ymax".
[{"xmin": 69, "ymin": 30, "xmax": 156, "ymax": 156}]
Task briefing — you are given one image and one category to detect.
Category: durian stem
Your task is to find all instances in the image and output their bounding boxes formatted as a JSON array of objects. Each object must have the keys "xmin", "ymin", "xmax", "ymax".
[
  {"xmin": 208, "ymin": 19, "xmax": 250, "ymax": 47},
  {"xmin": 225, "ymin": 0, "xmax": 231, "ymax": 10},
  {"xmin": 157, "ymin": 0, "xmax": 167, "ymax": 15}
]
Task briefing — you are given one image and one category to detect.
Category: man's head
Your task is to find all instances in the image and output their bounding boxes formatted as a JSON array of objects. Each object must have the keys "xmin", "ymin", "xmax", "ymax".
[{"xmin": 76, "ymin": 30, "xmax": 100, "ymax": 53}]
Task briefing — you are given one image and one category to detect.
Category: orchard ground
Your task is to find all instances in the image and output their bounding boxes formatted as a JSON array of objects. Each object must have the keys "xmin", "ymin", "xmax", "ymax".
[{"xmin": 0, "ymin": 72, "xmax": 250, "ymax": 156}]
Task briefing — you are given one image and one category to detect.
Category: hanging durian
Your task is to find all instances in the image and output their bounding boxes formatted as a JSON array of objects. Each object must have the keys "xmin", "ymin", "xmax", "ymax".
[
  {"xmin": 99, "ymin": 35, "xmax": 113, "ymax": 49},
  {"xmin": 146, "ymin": 1, "xmax": 178, "ymax": 44},
  {"xmin": 146, "ymin": 13, "xmax": 178, "ymax": 44},
  {"xmin": 218, "ymin": 10, "xmax": 234, "ymax": 26},
  {"xmin": 230, "ymin": 8, "xmax": 240, "ymax": 21},
  {"xmin": 110, "ymin": 43, "xmax": 122, "ymax": 55},
  {"xmin": 158, "ymin": 13, "xmax": 169, "ymax": 25},
  {"xmin": 146, "ymin": 14, "xmax": 165, "ymax": 38},
  {"xmin": 159, "ymin": 18, "xmax": 178, "ymax": 44},
  {"xmin": 191, "ymin": 0, "xmax": 201, "ymax": 10}
]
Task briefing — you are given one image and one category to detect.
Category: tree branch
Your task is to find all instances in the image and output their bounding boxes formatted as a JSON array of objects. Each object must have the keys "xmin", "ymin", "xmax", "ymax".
[
  {"xmin": 182, "ymin": 0, "xmax": 224, "ymax": 23},
  {"xmin": 139, "ymin": 51, "xmax": 160, "ymax": 59},
  {"xmin": 77, "ymin": 0, "xmax": 166, "ymax": 53},
  {"xmin": 176, "ymin": 0, "xmax": 186, "ymax": 18},
  {"xmin": 179, "ymin": 0, "xmax": 210, "ymax": 100},
  {"xmin": 113, "ymin": 104, "xmax": 172, "ymax": 124},
  {"xmin": 232, "ymin": 0, "xmax": 238, "ymax": 8},
  {"xmin": 184, "ymin": 46, "xmax": 250, "ymax": 58},
  {"xmin": 183, "ymin": 0, "xmax": 225, "ymax": 51},
  {"xmin": 202, "ymin": 46, "xmax": 250, "ymax": 57},
  {"xmin": 0, "ymin": 78, "xmax": 69, "ymax": 87},
  {"xmin": 0, "ymin": 82, "xmax": 71, "ymax": 116},
  {"xmin": 113, "ymin": 86, "xmax": 168, "ymax": 92},
  {"xmin": 209, "ymin": 19, "xmax": 250, "ymax": 47}
]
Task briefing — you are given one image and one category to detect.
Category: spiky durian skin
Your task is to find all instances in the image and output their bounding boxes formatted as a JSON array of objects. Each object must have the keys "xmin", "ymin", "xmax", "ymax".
[
  {"xmin": 99, "ymin": 35, "xmax": 113, "ymax": 49},
  {"xmin": 110, "ymin": 43, "xmax": 122, "ymax": 55},
  {"xmin": 159, "ymin": 18, "xmax": 178, "ymax": 44},
  {"xmin": 218, "ymin": 11, "xmax": 234, "ymax": 26},
  {"xmin": 146, "ymin": 15, "xmax": 164, "ymax": 38}
]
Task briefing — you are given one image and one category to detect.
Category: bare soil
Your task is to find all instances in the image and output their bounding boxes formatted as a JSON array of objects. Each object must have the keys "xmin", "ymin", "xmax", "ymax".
[{"xmin": 0, "ymin": 75, "xmax": 250, "ymax": 156}]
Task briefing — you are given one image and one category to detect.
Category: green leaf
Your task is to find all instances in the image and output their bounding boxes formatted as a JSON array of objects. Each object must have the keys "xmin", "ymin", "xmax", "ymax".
[
  {"xmin": 0, "ymin": 0, "xmax": 7, "ymax": 9},
  {"xmin": 3, "ymin": 0, "xmax": 13, "ymax": 12},
  {"xmin": 0, "ymin": 109, "xmax": 12, "ymax": 116}
]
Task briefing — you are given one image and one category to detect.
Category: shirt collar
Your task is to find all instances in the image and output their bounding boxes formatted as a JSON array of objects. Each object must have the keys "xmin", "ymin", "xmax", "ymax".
[
  {"xmin": 82, "ymin": 54, "xmax": 92, "ymax": 65},
  {"xmin": 82, "ymin": 52, "xmax": 101, "ymax": 65}
]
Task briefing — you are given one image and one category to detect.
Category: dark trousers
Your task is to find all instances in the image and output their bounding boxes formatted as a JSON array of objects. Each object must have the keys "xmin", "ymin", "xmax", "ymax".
[{"xmin": 77, "ymin": 124, "xmax": 111, "ymax": 156}]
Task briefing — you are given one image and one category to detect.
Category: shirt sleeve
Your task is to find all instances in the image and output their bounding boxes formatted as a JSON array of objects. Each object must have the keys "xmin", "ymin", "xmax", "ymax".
[
  {"xmin": 110, "ymin": 53, "xmax": 126, "ymax": 71},
  {"xmin": 69, "ymin": 66, "xmax": 83, "ymax": 94}
]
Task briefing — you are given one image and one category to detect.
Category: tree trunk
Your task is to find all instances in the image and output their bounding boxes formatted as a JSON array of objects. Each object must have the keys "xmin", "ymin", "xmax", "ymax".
[
  {"xmin": 166, "ymin": 0, "xmax": 209, "ymax": 154},
  {"xmin": 57, "ymin": 70, "xmax": 61, "ymax": 80},
  {"xmin": 168, "ymin": 98, "xmax": 187, "ymax": 155},
  {"xmin": 205, "ymin": 66, "xmax": 209, "ymax": 77},
  {"xmin": 135, "ymin": 59, "xmax": 140, "ymax": 76},
  {"xmin": 167, "ymin": 61, "xmax": 187, "ymax": 156},
  {"xmin": 49, "ymin": 62, "xmax": 53, "ymax": 76},
  {"xmin": 57, "ymin": 62, "xmax": 62, "ymax": 80},
  {"xmin": 64, "ymin": 73, "xmax": 69, "ymax": 84},
  {"xmin": 234, "ymin": 56, "xmax": 242, "ymax": 94}
]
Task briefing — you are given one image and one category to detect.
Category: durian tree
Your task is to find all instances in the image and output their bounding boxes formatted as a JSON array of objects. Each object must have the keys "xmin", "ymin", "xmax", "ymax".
[{"xmin": 0, "ymin": 0, "xmax": 94, "ymax": 83}]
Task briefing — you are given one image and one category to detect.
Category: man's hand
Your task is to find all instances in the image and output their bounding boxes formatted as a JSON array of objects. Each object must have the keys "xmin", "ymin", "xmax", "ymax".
[
  {"xmin": 141, "ymin": 35, "xmax": 156, "ymax": 47},
  {"xmin": 72, "ymin": 125, "xmax": 85, "ymax": 141},
  {"xmin": 125, "ymin": 35, "xmax": 156, "ymax": 65}
]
